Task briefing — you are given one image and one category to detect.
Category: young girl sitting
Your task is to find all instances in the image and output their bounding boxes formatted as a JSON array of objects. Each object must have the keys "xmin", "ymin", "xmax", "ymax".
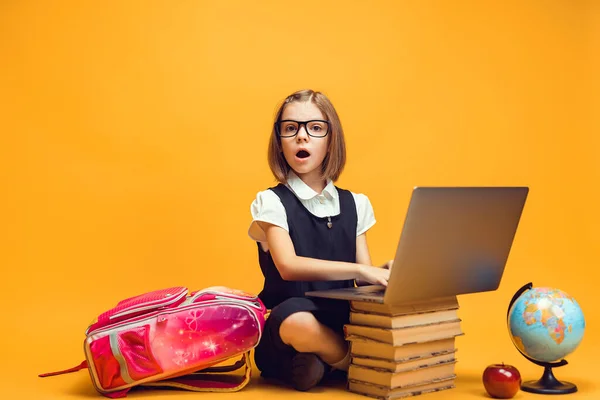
[{"xmin": 248, "ymin": 89, "xmax": 391, "ymax": 391}]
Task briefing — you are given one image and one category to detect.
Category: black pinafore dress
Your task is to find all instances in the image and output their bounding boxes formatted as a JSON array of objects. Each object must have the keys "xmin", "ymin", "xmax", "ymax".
[{"xmin": 253, "ymin": 183, "xmax": 357, "ymax": 378}]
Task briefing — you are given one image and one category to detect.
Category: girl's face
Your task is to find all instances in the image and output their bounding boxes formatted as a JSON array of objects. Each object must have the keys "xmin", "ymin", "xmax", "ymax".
[{"xmin": 279, "ymin": 101, "xmax": 330, "ymax": 181}]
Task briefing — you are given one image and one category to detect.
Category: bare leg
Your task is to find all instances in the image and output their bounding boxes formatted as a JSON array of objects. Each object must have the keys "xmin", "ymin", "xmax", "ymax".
[{"xmin": 279, "ymin": 311, "xmax": 350, "ymax": 369}]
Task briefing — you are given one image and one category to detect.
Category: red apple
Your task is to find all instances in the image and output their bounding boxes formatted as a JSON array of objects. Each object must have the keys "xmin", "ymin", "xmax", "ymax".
[{"xmin": 482, "ymin": 363, "xmax": 521, "ymax": 399}]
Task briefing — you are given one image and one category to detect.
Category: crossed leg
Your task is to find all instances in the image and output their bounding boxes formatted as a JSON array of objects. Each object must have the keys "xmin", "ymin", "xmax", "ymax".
[{"xmin": 279, "ymin": 311, "xmax": 350, "ymax": 369}]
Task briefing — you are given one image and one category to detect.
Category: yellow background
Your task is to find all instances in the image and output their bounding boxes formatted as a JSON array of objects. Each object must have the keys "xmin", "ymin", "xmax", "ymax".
[{"xmin": 1, "ymin": 0, "xmax": 598, "ymax": 399}]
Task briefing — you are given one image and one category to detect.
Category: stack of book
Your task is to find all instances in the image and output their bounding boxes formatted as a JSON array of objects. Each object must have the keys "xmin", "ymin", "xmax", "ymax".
[{"xmin": 344, "ymin": 296, "xmax": 463, "ymax": 399}]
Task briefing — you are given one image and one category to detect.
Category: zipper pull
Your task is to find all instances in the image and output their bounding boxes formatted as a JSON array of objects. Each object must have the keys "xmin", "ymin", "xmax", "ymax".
[{"xmin": 327, "ymin": 216, "xmax": 332, "ymax": 229}]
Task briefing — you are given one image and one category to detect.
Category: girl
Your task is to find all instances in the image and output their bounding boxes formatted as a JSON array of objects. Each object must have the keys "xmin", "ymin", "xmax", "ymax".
[{"xmin": 248, "ymin": 89, "xmax": 391, "ymax": 391}]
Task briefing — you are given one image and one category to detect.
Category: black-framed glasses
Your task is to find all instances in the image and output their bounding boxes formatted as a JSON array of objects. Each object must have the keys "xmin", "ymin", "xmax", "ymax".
[{"xmin": 276, "ymin": 120, "xmax": 330, "ymax": 138}]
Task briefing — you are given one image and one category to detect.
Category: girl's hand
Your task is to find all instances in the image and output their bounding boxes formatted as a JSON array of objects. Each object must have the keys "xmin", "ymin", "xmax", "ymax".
[
  {"xmin": 358, "ymin": 265, "xmax": 391, "ymax": 286},
  {"xmin": 381, "ymin": 259, "xmax": 394, "ymax": 271}
]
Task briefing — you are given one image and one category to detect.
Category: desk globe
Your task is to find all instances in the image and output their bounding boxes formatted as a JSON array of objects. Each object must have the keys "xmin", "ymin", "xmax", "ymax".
[{"xmin": 507, "ymin": 283, "xmax": 585, "ymax": 394}]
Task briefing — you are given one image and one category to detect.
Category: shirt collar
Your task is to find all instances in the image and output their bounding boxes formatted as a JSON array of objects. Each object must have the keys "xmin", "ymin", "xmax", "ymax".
[{"xmin": 286, "ymin": 171, "xmax": 338, "ymax": 201}]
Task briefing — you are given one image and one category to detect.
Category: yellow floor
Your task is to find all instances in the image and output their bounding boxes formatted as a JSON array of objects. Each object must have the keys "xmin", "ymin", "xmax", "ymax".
[{"xmin": 15, "ymin": 362, "xmax": 600, "ymax": 400}]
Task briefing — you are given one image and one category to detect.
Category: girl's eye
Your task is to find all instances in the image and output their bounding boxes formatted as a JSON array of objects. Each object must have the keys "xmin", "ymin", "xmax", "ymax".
[
  {"xmin": 309, "ymin": 122, "xmax": 326, "ymax": 132},
  {"xmin": 285, "ymin": 125, "xmax": 296, "ymax": 132}
]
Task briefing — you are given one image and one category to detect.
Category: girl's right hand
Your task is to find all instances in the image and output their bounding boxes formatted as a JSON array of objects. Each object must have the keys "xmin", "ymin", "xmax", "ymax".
[{"xmin": 357, "ymin": 265, "xmax": 391, "ymax": 286}]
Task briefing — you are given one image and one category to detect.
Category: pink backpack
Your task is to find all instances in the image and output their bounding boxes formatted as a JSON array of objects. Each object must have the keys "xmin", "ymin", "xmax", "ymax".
[{"xmin": 40, "ymin": 286, "xmax": 267, "ymax": 398}]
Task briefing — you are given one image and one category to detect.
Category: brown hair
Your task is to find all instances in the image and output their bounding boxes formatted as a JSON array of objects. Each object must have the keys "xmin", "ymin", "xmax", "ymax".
[{"xmin": 267, "ymin": 89, "xmax": 346, "ymax": 183}]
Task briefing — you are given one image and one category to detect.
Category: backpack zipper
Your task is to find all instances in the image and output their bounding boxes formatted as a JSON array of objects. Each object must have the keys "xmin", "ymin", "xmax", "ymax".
[{"xmin": 109, "ymin": 289, "xmax": 188, "ymax": 320}]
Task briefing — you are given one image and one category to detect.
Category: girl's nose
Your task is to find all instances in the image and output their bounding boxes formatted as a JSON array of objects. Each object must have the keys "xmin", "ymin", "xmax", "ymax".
[{"xmin": 296, "ymin": 125, "xmax": 309, "ymax": 141}]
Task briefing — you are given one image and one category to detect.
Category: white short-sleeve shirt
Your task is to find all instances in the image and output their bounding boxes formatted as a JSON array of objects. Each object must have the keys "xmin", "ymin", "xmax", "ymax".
[{"xmin": 248, "ymin": 172, "xmax": 376, "ymax": 248}]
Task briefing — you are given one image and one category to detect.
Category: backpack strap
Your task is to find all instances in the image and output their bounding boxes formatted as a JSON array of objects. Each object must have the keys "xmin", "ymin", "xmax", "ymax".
[
  {"xmin": 39, "ymin": 353, "xmax": 252, "ymax": 397},
  {"xmin": 140, "ymin": 352, "xmax": 252, "ymax": 392},
  {"xmin": 38, "ymin": 360, "xmax": 88, "ymax": 377}
]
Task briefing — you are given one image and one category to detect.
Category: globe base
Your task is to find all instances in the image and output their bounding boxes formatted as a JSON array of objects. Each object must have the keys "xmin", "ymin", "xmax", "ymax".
[{"xmin": 521, "ymin": 366, "xmax": 577, "ymax": 395}]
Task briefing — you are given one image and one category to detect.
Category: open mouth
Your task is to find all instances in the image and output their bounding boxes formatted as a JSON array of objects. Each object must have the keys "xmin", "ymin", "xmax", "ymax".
[{"xmin": 296, "ymin": 150, "xmax": 310, "ymax": 159}]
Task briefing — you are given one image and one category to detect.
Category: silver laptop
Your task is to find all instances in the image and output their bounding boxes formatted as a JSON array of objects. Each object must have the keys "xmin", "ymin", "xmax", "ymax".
[{"xmin": 305, "ymin": 186, "xmax": 529, "ymax": 305}]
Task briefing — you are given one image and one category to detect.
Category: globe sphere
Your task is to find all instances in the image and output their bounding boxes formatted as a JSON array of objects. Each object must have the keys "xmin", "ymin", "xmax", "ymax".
[{"xmin": 508, "ymin": 286, "xmax": 585, "ymax": 363}]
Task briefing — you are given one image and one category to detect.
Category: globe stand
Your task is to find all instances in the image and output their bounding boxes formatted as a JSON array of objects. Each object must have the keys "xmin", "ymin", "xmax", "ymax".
[
  {"xmin": 508, "ymin": 283, "xmax": 578, "ymax": 395},
  {"xmin": 521, "ymin": 361, "xmax": 577, "ymax": 394}
]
